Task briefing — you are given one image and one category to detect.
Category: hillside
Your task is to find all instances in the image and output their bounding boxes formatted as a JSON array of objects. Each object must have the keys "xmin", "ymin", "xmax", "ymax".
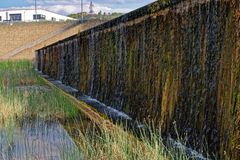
[
  {"xmin": 11, "ymin": 20, "xmax": 103, "ymax": 60},
  {"xmin": 0, "ymin": 20, "xmax": 104, "ymax": 60},
  {"xmin": 68, "ymin": 12, "xmax": 123, "ymax": 21},
  {"xmin": 0, "ymin": 22, "xmax": 69, "ymax": 56}
]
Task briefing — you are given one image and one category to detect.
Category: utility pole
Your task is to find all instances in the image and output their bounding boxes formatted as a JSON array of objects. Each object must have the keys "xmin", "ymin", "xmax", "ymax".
[
  {"xmin": 81, "ymin": 0, "xmax": 83, "ymax": 22},
  {"xmin": 35, "ymin": 0, "xmax": 37, "ymax": 22}
]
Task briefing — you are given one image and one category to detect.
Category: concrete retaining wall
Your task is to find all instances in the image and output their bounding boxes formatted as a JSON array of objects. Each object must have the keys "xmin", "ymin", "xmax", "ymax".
[{"xmin": 36, "ymin": 0, "xmax": 240, "ymax": 159}]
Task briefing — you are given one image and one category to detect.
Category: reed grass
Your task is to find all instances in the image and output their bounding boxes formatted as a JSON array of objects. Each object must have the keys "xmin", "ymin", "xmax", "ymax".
[
  {"xmin": 0, "ymin": 60, "xmax": 79, "ymax": 125},
  {"xmin": 0, "ymin": 60, "xmax": 194, "ymax": 160}
]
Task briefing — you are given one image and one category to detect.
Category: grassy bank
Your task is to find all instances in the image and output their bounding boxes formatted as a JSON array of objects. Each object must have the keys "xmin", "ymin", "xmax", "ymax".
[
  {"xmin": 0, "ymin": 60, "xmax": 191, "ymax": 160},
  {"xmin": 0, "ymin": 60, "xmax": 79, "ymax": 126}
]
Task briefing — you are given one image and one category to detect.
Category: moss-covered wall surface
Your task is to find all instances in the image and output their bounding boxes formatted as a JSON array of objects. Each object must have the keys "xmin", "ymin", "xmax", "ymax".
[{"xmin": 36, "ymin": 0, "xmax": 240, "ymax": 159}]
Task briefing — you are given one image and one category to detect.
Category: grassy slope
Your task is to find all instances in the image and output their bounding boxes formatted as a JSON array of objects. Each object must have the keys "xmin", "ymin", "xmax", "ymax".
[
  {"xmin": 0, "ymin": 60, "xmax": 79, "ymax": 124},
  {"xmin": 0, "ymin": 60, "xmax": 190, "ymax": 160},
  {"xmin": 0, "ymin": 22, "xmax": 69, "ymax": 57},
  {"xmin": 11, "ymin": 20, "xmax": 103, "ymax": 60}
]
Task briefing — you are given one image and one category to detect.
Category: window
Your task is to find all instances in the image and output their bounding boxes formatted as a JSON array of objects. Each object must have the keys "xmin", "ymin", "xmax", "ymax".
[
  {"xmin": 0, "ymin": 16, "xmax": 2, "ymax": 21},
  {"xmin": 33, "ymin": 14, "xmax": 46, "ymax": 20},
  {"xmin": 51, "ymin": 17, "xmax": 56, "ymax": 21},
  {"xmin": 10, "ymin": 14, "xmax": 22, "ymax": 21}
]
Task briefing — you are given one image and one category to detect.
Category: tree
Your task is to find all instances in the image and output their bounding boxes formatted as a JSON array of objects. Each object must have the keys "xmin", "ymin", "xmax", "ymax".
[{"xmin": 98, "ymin": 11, "xmax": 102, "ymax": 16}]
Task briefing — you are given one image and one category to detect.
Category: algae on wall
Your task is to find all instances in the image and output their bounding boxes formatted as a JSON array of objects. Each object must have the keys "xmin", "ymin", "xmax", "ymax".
[{"xmin": 36, "ymin": 0, "xmax": 240, "ymax": 159}]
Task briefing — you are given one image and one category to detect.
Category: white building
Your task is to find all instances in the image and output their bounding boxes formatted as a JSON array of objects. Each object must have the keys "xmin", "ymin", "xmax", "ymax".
[{"xmin": 0, "ymin": 9, "xmax": 75, "ymax": 22}]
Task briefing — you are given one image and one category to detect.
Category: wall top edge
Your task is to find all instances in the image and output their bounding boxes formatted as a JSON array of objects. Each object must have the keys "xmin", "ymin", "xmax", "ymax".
[{"xmin": 37, "ymin": 0, "xmax": 234, "ymax": 51}]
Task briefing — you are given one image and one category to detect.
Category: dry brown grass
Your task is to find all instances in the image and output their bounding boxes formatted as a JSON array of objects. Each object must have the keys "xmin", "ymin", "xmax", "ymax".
[
  {"xmin": 0, "ymin": 22, "xmax": 69, "ymax": 57},
  {"xmin": 0, "ymin": 94, "xmax": 25, "ymax": 126},
  {"xmin": 11, "ymin": 20, "xmax": 103, "ymax": 60}
]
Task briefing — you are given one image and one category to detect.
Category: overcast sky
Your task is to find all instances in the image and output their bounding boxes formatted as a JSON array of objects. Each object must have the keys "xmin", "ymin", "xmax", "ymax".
[{"xmin": 0, "ymin": 0, "xmax": 156, "ymax": 15}]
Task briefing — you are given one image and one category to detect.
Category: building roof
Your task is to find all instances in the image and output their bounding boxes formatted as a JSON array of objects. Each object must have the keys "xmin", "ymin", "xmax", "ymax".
[{"xmin": 0, "ymin": 8, "xmax": 70, "ymax": 17}]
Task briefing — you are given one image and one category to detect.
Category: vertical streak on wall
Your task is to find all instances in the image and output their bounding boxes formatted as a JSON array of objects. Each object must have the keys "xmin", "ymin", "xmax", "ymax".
[
  {"xmin": 36, "ymin": 0, "xmax": 240, "ymax": 159},
  {"xmin": 230, "ymin": 1, "xmax": 240, "ymax": 159}
]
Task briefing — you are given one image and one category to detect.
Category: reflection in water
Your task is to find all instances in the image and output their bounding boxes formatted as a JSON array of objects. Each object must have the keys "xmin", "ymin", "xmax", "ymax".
[{"xmin": 0, "ymin": 118, "xmax": 82, "ymax": 160}]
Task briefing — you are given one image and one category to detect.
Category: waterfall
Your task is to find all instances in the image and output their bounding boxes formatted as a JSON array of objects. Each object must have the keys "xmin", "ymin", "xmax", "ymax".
[{"xmin": 36, "ymin": 0, "xmax": 240, "ymax": 159}]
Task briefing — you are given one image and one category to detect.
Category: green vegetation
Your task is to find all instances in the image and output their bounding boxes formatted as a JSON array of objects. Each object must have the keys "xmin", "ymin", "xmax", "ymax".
[
  {"xmin": 0, "ymin": 60, "xmax": 79, "ymax": 127},
  {"xmin": 0, "ymin": 60, "xmax": 194, "ymax": 160},
  {"xmin": 67, "ymin": 122, "xmax": 193, "ymax": 160},
  {"xmin": 68, "ymin": 12, "xmax": 123, "ymax": 21}
]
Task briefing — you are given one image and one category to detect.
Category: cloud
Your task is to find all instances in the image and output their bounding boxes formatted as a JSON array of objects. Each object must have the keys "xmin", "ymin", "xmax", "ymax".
[
  {"xmin": 43, "ymin": 3, "xmax": 113, "ymax": 15},
  {"xmin": 26, "ymin": 0, "xmax": 145, "ymax": 15},
  {"xmin": 26, "ymin": 0, "xmax": 128, "ymax": 5},
  {"xmin": 1, "ymin": 0, "xmax": 156, "ymax": 15}
]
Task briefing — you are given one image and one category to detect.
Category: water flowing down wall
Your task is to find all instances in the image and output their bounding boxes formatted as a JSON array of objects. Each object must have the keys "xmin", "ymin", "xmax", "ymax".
[{"xmin": 36, "ymin": 0, "xmax": 240, "ymax": 159}]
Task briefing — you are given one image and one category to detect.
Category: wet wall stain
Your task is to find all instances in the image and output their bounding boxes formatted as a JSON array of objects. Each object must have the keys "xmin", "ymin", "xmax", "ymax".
[{"xmin": 36, "ymin": 0, "xmax": 240, "ymax": 159}]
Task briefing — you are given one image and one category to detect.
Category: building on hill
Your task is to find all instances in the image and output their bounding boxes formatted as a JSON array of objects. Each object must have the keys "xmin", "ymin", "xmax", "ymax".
[{"xmin": 0, "ymin": 9, "xmax": 75, "ymax": 22}]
